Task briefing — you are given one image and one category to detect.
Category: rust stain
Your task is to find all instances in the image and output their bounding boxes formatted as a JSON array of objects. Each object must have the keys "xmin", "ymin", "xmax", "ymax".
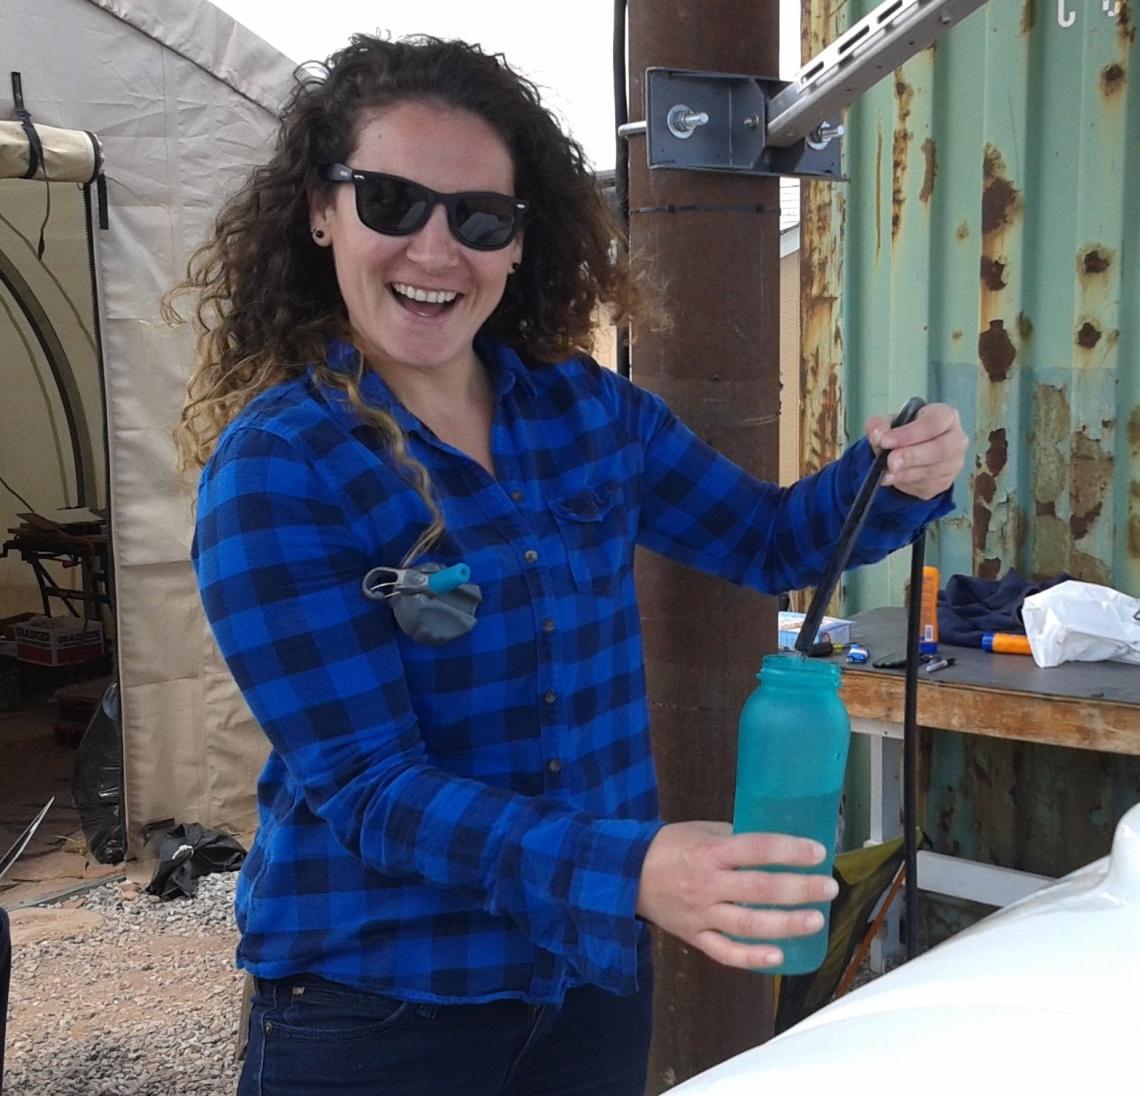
[
  {"xmin": 892, "ymin": 76, "xmax": 914, "ymax": 240},
  {"xmin": 1017, "ymin": 312, "xmax": 1034, "ymax": 340},
  {"xmin": 951, "ymin": 329, "xmax": 963, "ymax": 343},
  {"xmin": 979, "ymin": 557, "xmax": 1002, "ymax": 580},
  {"xmin": 982, "ymin": 146, "xmax": 1022, "ymax": 235},
  {"xmin": 980, "ymin": 257, "xmax": 1007, "ymax": 291},
  {"xmin": 1130, "ymin": 406, "xmax": 1140, "ymax": 452},
  {"xmin": 973, "ymin": 469, "xmax": 996, "ymax": 557},
  {"xmin": 800, "ymin": 175, "xmax": 846, "ymax": 480},
  {"xmin": 986, "ymin": 429, "xmax": 1009, "ymax": 477},
  {"xmin": 1082, "ymin": 247, "xmax": 1111, "ymax": 275},
  {"xmin": 1119, "ymin": 0, "xmax": 1135, "ymax": 46},
  {"xmin": 1076, "ymin": 322, "xmax": 1102, "ymax": 349},
  {"xmin": 919, "ymin": 137, "xmax": 937, "ymax": 204},
  {"xmin": 956, "ymin": 221, "xmax": 970, "ymax": 242},
  {"xmin": 1130, "ymin": 515, "xmax": 1140, "ymax": 560},
  {"xmin": 1101, "ymin": 63, "xmax": 1127, "ymax": 98},
  {"xmin": 978, "ymin": 320, "xmax": 1016, "ymax": 381},
  {"xmin": 1070, "ymin": 428, "xmax": 1114, "ymax": 542},
  {"xmin": 1021, "ymin": 0, "xmax": 1037, "ymax": 35},
  {"xmin": 1032, "ymin": 385, "xmax": 1071, "ymax": 578},
  {"xmin": 1072, "ymin": 550, "xmax": 1111, "ymax": 585}
]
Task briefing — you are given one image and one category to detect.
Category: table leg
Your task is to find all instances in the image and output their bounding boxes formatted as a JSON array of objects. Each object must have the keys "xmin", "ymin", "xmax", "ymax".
[{"xmin": 854, "ymin": 718, "xmax": 902, "ymax": 971}]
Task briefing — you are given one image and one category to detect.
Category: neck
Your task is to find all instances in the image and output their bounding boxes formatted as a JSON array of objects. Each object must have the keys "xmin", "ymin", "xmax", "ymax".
[{"xmin": 370, "ymin": 348, "xmax": 490, "ymax": 420}]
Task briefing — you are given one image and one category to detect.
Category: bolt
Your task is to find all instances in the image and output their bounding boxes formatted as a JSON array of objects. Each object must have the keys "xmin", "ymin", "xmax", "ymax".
[{"xmin": 666, "ymin": 104, "xmax": 709, "ymax": 140}]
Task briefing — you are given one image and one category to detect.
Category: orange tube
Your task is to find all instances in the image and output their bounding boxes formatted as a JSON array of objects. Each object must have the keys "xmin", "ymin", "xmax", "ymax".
[
  {"xmin": 919, "ymin": 566, "xmax": 939, "ymax": 654},
  {"xmin": 982, "ymin": 632, "xmax": 1033, "ymax": 655}
]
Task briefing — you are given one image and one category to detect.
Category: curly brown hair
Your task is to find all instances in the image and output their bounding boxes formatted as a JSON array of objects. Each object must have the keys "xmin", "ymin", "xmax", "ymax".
[{"xmin": 167, "ymin": 34, "xmax": 639, "ymax": 558}]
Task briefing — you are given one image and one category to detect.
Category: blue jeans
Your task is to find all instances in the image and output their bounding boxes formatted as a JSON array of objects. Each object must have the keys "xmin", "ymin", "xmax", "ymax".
[{"xmin": 237, "ymin": 965, "xmax": 653, "ymax": 1096}]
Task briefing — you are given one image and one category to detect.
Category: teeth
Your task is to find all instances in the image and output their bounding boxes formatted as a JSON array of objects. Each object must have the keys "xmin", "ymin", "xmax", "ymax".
[{"xmin": 392, "ymin": 283, "xmax": 459, "ymax": 304}]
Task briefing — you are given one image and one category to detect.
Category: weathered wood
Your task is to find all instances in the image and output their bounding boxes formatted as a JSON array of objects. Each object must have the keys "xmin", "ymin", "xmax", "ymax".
[{"xmin": 842, "ymin": 670, "xmax": 1140, "ymax": 755}]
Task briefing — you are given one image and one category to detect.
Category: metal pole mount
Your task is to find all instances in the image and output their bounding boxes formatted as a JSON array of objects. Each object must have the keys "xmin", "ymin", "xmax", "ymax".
[{"xmin": 620, "ymin": 0, "xmax": 987, "ymax": 179}]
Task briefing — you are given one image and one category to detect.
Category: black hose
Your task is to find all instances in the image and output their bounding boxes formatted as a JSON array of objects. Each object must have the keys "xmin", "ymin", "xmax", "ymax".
[
  {"xmin": 794, "ymin": 397, "xmax": 926, "ymax": 656},
  {"xmin": 903, "ymin": 534, "xmax": 925, "ymax": 959}
]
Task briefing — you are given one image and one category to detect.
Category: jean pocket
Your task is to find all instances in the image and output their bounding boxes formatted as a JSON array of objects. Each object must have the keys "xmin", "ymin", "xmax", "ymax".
[
  {"xmin": 549, "ymin": 481, "xmax": 628, "ymax": 596},
  {"xmin": 269, "ymin": 980, "xmax": 411, "ymax": 1042}
]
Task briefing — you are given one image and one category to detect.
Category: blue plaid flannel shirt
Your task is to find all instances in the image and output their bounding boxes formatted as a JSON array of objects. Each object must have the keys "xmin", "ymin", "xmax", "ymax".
[{"xmin": 193, "ymin": 336, "xmax": 951, "ymax": 1005}]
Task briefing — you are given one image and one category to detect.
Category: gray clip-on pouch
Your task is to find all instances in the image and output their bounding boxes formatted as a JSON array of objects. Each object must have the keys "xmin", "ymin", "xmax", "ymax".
[{"xmin": 362, "ymin": 562, "xmax": 481, "ymax": 645}]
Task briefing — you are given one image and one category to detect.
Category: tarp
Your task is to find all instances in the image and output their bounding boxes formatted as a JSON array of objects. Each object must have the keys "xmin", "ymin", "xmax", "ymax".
[{"xmin": 1, "ymin": 0, "xmax": 296, "ymax": 851}]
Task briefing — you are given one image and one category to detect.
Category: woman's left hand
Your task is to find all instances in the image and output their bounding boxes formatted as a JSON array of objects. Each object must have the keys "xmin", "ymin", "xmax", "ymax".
[{"xmin": 864, "ymin": 403, "xmax": 968, "ymax": 501}]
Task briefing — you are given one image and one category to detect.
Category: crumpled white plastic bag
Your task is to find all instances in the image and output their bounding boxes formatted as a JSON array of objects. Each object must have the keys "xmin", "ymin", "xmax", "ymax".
[{"xmin": 1022, "ymin": 580, "xmax": 1140, "ymax": 668}]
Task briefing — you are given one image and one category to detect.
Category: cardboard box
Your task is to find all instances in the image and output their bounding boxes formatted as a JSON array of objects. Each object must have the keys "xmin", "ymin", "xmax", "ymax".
[
  {"xmin": 14, "ymin": 615, "xmax": 105, "ymax": 666},
  {"xmin": 777, "ymin": 611, "xmax": 854, "ymax": 651}
]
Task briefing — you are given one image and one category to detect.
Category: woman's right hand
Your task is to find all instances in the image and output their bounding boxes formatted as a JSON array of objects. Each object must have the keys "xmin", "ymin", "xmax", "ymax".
[{"xmin": 635, "ymin": 821, "xmax": 840, "ymax": 969}]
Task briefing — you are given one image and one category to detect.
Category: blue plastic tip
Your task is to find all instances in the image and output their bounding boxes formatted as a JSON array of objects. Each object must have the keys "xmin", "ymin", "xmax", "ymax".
[{"xmin": 427, "ymin": 563, "xmax": 471, "ymax": 595}]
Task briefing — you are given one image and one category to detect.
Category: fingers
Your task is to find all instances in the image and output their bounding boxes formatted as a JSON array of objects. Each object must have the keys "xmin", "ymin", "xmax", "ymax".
[
  {"xmin": 715, "ymin": 831, "xmax": 828, "ymax": 871},
  {"xmin": 693, "ymin": 930, "xmax": 785, "ymax": 970},
  {"xmin": 864, "ymin": 403, "xmax": 968, "ymax": 499},
  {"xmin": 636, "ymin": 822, "xmax": 842, "ymax": 972},
  {"xmin": 720, "ymin": 865, "xmax": 839, "ymax": 908},
  {"xmin": 691, "ymin": 901, "xmax": 829, "ymax": 970}
]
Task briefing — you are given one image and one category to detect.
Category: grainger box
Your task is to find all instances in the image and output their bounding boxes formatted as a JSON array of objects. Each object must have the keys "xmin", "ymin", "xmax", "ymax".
[{"xmin": 14, "ymin": 615, "xmax": 105, "ymax": 666}]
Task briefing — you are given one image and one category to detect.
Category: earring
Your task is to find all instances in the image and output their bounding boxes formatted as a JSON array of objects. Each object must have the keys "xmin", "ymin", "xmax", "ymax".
[
  {"xmin": 312, "ymin": 228, "xmax": 325, "ymax": 240},
  {"xmin": 510, "ymin": 261, "xmax": 519, "ymax": 273}
]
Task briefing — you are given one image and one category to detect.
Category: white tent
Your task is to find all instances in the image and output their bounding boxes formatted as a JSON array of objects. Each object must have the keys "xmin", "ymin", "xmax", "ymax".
[{"xmin": 1, "ymin": 0, "xmax": 296, "ymax": 851}]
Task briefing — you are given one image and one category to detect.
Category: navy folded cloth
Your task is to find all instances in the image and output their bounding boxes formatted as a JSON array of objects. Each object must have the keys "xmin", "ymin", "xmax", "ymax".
[{"xmin": 937, "ymin": 570, "xmax": 1072, "ymax": 648}]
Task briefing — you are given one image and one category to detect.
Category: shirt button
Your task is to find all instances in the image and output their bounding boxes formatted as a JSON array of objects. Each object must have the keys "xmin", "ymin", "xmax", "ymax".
[
  {"xmin": 511, "ymin": 489, "xmax": 524, "ymax": 502},
  {"xmin": 542, "ymin": 618, "xmax": 555, "ymax": 633},
  {"xmin": 547, "ymin": 758, "xmax": 562, "ymax": 774},
  {"xmin": 524, "ymin": 549, "xmax": 539, "ymax": 564},
  {"xmin": 544, "ymin": 691, "xmax": 558, "ymax": 704}
]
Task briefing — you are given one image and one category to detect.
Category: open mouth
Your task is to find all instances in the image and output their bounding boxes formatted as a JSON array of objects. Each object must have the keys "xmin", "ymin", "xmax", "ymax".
[{"xmin": 390, "ymin": 282, "xmax": 462, "ymax": 318}]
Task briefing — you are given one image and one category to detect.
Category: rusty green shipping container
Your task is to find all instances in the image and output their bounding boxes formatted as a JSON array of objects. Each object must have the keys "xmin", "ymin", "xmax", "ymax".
[{"xmin": 800, "ymin": 0, "xmax": 1139, "ymax": 934}]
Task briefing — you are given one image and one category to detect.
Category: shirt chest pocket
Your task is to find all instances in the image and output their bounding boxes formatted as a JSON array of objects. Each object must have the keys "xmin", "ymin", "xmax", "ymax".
[{"xmin": 548, "ymin": 481, "xmax": 628, "ymax": 597}]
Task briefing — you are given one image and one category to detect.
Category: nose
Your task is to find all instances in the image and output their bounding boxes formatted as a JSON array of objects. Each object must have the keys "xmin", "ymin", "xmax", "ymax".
[{"xmin": 404, "ymin": 202, "xmax": 458, "ymax": 268}]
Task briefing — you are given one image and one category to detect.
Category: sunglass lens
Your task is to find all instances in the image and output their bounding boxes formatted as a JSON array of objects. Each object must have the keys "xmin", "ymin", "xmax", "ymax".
[
  {"xmin": 452, "ymin": 196, "xmax": 518, "ymax": 249},
  {"xmin": 357, "ymin": 176, "xmax": 429, "ymax": 235}
]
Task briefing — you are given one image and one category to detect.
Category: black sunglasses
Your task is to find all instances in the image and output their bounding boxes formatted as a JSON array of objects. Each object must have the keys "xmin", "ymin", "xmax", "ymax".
[{"xmin": 319, "ymin": 163, "xmax": 528, "ymax": 251}]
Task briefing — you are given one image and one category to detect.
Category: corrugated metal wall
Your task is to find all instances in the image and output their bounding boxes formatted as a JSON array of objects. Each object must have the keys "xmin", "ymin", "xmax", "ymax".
[
  {"xmin": 801, "ymin": 0, "xmax": 1140, "ymax": 929},
  {"xmin": 802, "ymin": 0, "xmax": 1138, "ymax": 610}
]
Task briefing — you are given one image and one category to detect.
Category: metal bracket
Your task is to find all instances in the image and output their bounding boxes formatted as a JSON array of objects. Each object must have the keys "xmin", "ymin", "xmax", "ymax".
[
  {"xmin": 624, "ymin": 67, "xmax": 842, "ymax": 180},
  {"xmin": 619, "ymin": 0, "xmax": 989, "ymax": 180}
]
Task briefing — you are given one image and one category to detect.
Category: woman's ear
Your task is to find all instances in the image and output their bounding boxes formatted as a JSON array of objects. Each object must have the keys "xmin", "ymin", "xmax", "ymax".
[{"xmin": 308, "ymin": 190, "xmax": 333, "ymax": 246}]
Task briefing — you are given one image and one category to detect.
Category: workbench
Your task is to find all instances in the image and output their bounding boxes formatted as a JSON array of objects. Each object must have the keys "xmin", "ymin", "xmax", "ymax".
[
  {"xmin": 2, "ymin": 522, "xmax": 112, "ymax": 619},
  {"xmin": 835, "ymin": 606, "xmax": 1140, "ymax": 965}
]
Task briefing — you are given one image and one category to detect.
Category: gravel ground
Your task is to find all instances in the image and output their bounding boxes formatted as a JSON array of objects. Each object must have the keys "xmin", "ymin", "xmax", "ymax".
[
  {"xmin": 4, "ymin": 871, "xmax": 896, "ymax": 1094},
  {"xmin": 5, "ymin": 872, "xmax": 245, "ymax": 1095}
]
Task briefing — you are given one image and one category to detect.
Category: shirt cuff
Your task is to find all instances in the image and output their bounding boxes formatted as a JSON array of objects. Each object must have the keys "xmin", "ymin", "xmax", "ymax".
[{"xmin": 567, "ymin": 817, "xmax": 663, "ymax": 994}]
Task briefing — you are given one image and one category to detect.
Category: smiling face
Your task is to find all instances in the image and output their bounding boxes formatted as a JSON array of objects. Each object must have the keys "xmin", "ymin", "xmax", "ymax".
[{"xmin": 310, "ymin": 100, "xmax": 523, "ymax": 388}]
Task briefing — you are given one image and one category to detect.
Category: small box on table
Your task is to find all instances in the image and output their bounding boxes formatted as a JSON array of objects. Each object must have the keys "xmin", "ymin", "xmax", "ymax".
[{"xmin": 777, "ymin": 611, "xmax": 854, "ymax": 651}]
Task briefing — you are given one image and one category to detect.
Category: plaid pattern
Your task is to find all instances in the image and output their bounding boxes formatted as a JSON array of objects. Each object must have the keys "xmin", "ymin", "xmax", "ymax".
[{"xmin": 193, "ymin": 336, "xmax": 951, "ymax": 1004}]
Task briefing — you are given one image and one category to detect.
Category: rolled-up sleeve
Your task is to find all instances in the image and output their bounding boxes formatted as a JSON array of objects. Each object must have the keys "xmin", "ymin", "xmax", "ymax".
[{"xmin": 604, "ymin": 371, "xmax": 952, "ymax": 592}]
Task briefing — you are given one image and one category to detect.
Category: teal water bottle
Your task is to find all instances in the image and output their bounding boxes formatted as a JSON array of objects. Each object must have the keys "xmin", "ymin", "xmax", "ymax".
[{"xmin": 732, "ymin": 652, "xmax": 851, "ymax": 974}]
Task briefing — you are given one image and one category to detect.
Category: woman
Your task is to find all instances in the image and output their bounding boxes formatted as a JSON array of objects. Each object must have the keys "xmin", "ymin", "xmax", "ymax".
[{"xmin": 171, "ymin": 34, "xmax": 966, "ymax": 1096}]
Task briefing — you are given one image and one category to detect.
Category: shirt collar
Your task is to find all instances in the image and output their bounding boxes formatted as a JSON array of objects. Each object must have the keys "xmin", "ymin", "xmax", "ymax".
[{"xmin": 318, "ymin": 335, "xmax": 538, "ymax": 435}]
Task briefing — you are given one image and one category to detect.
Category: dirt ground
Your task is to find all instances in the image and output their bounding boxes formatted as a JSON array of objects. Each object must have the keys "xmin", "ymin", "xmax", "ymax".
[
  {"xmin": 2, "ymin": 690, "xmax": 246, "ymax": 1094},
  {"xmin": 1, "ymin": 696, "xmax": 122, "ymax": 908}
]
